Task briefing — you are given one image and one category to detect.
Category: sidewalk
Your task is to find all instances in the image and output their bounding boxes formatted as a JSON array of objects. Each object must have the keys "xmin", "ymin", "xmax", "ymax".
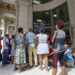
[{"xmin": 0, "ymin": 62, "xmax": 75, "ymax": 75}]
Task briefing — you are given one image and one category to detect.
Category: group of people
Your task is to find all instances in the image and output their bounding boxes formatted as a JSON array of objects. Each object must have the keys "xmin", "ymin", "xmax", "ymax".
[{"xmin": 0, "ymin": 20, "xmax": 75, "ymax": 75}]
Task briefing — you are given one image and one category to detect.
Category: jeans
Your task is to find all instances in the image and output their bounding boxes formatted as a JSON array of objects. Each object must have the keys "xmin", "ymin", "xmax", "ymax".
[{"xmin": 2, "ymin": 49, "xmax": 9, "ymax": 64}]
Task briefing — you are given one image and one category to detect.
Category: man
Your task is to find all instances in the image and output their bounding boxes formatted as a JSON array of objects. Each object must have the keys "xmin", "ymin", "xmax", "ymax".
[
  {"xmin": 2, "ymin": 34, "xmax": 10, "ymax": 64},
  {"xmin": 26, "ymin": 28, "xmax": 37, "ymax": 67}
]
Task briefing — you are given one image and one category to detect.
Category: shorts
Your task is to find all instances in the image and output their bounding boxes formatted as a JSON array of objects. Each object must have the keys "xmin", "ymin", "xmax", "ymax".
[
  {"xmin": 48, "ymin": 55, "xmax": 53, "ymax": 59},
  {"xmin": 53, "ymin": 52, "xmax": 65, "ymax": 68}
]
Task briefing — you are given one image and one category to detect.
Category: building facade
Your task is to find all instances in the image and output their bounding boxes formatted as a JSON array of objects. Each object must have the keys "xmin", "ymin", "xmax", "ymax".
[{"xmin": 0, "ymin": 0, "xmax": 75, "ymax": 45}]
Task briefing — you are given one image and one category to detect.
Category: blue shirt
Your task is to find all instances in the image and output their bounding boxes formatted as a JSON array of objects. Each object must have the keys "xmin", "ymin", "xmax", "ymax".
[
  {"xmin": 65, "ymin": 48, "xmax": 74, "ymax": 62},
  {"xmin": 26, "ymin": 32, "xmax": 36, "ymax": 48}
]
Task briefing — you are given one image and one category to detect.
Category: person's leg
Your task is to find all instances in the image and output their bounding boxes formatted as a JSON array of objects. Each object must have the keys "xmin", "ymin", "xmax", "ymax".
[
  {"xmin": 26, "ymin": 48, "xmax": 29, "ymax": 63},
  {"xmin": 59, "ymin": 52, "xmax": 66, "ymax": 75},
  {"xmin": 44, "ymin": 54, "xmax": 48, "ymax": 71},
  {"xmin": 19, "ymin": 64, "xmax": 23, "ymax": 72},
  {"xmin": 39, "ymin": 55, "xmax": 42, "ymax": 70},
  {"xmin": 28, "ymin": 47, "xmax": 32, "ymax": 67},
  {"xmin": 52, "ymin": 68, "xmax": 57, "ymax": 75},
  {"xmin": 61, "ymin": 66, "xmax": 66, "ymax": 75},
  {"xmin": 32, "ymin": 47, "xmax": 37, "ymax": 66},
  {"xmin": 49, "ymin": 59, "xmax": 53, "ymax": 65},
  {"xmin": 11, "ymin": 56, "xmax": 14, "ymax": 64},
  {"xmin": 48, "ymin": 56, "xmax": 53, "ymax": 65},
  {"xmin": 52, "ymin": 53, "xmax": 58, "ymax": 75},
  {"xmin": 2, "ymin": 49, "xmax": 8, "ymax": 64},
  {"xmin": 14, "ymin": 64, "xmax": 17, "ymax": 71}
]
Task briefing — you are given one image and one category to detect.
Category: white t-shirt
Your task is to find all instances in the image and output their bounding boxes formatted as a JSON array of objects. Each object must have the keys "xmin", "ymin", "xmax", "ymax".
[
  {"xmin": 37, "ymin": 34, "xmax": 48, "ymax": 43},
  {"xmin": 55, "ymin": 30, "xmax": 66, "ymax": 39},
  {"xmin": 3, "ymin": 38, "xmax": 9, "ymax": 50}
]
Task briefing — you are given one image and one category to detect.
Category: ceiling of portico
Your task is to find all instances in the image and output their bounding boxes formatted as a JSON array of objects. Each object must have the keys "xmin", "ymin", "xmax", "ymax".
[
  {"xmin": 1, "ymin": 0, "xmax": 53, "ymax": 5},
  {"xmin": 2, "ymin": 0, "xmax": 15, "ymax": 5},
  {"xmin": 33, "ymin": 0, "xmax": 53, "ymax": 4}
]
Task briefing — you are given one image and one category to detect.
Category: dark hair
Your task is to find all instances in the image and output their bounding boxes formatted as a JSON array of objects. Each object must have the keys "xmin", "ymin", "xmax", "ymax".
[
  {"xmin": 57, "ymin": 20, "xmax": 64, "ymax": 29},
  {"xmin": 5, "ymin": 34, "xmax": 9, "ymax": 37},
  {"xmin": 29, "ymin": 28, "xmax": 33, "ymax": 32},
  {"xmin": 12, "ymin": 35, "xmax": 15, "ymax": 39},
  {"xmin": 46, "ymin": 30, "xmax": 49, "ymax": 33},
  {"xmin": 18, "ymin": 27, "xmax": 23, "ymax": 33},
  {"xmin": 39, "ymin": 28, "xmax": 45, "ymax": 33},
  {"xmin": 57, "ymin": 24, "xmax": 64, "ymax": 29}
]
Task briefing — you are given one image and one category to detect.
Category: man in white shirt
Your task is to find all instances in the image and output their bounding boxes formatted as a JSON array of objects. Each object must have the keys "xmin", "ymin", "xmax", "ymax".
[{"xmin": 2, "ymin": 34, "xmax": 9, "ymax": 64}]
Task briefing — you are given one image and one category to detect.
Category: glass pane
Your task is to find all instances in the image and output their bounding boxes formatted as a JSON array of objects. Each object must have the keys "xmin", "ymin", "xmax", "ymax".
[
  {"xmin": 33, "ymin": 11, "xmax": 51, "ymax": 27},
  {"xmin": 53, "ymin": 3, "xmax": 69, "ymax": 25},
  {"xmin": 64, "ymin": 28, "xmax": 72, "ymax": 43}
]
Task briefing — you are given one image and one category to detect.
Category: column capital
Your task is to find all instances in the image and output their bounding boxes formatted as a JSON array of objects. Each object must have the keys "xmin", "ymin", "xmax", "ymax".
[{"xmin": 16, "ymin": 0, "xmax": 29, "ymax": 6}]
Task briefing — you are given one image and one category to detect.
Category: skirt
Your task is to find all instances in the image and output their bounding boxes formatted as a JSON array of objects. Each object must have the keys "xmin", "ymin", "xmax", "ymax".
[
  {"xmin": 37, "ymin": 43, "xmax": 49, "ymax": 54},
  {"xmin": 14, "ymin": 49, "xmax": 26, "ymax": 64},
  {"xmin": 10, "ymin": 48, "xmax": 15, "ymax": 56},
  {"xmin": 2, "ymin": 49, "xmax": 9, "ymax": 64}
]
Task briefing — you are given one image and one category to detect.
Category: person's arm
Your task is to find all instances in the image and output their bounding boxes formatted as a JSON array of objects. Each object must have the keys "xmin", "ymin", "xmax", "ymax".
[
  {"xmin": 64, "ymin": 49, "xmax": 68, "ymax": 55},
  {"xmin": 5, "ymin": 39, "xmax": 10, "ymax": 49},
  {"xmin": 50, "ymin": 52, "xmax": 54, "ymax": 56},
  {"xmin": 64, "ymin": 52, "xmax": 66, "ymax": 55},
  {"xmin": 6, "ymin": 42, "xmax": 10, "ymax": 49},
  {"xmin": 49, "ymin": 48, "xmax": 54, "ymax": 56},
  {"xmin": 52, "ymin": 31, "xmax": 57, "ymax": 43},
  {"xmin": 0, "ymin": 36, "xmax": 3, "ymax": 40},
  {"xmin": 25, "ymin": 34, "xmax": 28, "ymax": 49},
  {"xmin": 34, "ymin": 35, "xmax": 38, "ymax": 46}
]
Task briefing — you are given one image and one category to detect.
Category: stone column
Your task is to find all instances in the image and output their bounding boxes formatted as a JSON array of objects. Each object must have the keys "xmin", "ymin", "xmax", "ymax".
[
  {"xmin": 28, "ymin": 0, "xmax": 33, "ymax": 29},
  {"xmin": 16, "ymin": 0, "xmax": 33, "ymax": 32},
  {"xmin": 0, "ymin": 0, "xmax": 2, "ymax": 3},
  {"xmin": 67, "ymin": 0, "xmax": 75, "ymax": 45},
  {"xmin": 0, "ymin": 16, "xmax": 1, "ymax": 26}
]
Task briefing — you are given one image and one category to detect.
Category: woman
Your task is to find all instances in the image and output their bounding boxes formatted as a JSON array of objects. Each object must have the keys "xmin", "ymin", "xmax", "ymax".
[
  {"xmin": 34, "ymin": 28, "xmax": 49, "ymax": 71},
  {"xmin": 14, "ymin": 27, "xmax": 26, "ymax": 72},
  {"xmin": 52, "ymin": 20, "xmax": 66, "ymax": 75},
  {"xmin": 10, "ymin": 35, "xmax": 15, "ymax": 64}
]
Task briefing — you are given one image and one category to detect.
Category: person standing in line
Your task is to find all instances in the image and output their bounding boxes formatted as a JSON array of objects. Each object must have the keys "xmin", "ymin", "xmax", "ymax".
[
  {"xmin": 34, "ymin": 28, "xmax": 49, "ymax": 71},
  {"xmin": 26, "ymin": 28, "xmax": 37, "ymax": 68},
  {"xmin": 52, "ymin": 20, "xmax": 66, "ymax": 75},
  {"xmin": 24, "ymin": 32, "xmax": 29, "ymax": 64},
  {"xmin": 0, "ymin": 29, "xmax": 3, "ymax": 51},
  {"xmin": 2, "ymin": 34, "xmax": 10, "ymax": 64},
  {"xmin": 14, "ymin": 27, "xmax": 26, "ymax": 72},
  {"xmin": 0, "ymin": 29, "xmax": 3, "ymax": 61},
  {"xmin": 10, "ymin": 35, "xmax": 15, "ymax": 64}
]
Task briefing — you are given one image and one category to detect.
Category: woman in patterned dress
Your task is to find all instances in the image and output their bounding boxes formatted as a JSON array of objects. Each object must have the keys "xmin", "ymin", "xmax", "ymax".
[{"xmin": 14, "ymin": 27, "xmax": 26, "ymax": 72}]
